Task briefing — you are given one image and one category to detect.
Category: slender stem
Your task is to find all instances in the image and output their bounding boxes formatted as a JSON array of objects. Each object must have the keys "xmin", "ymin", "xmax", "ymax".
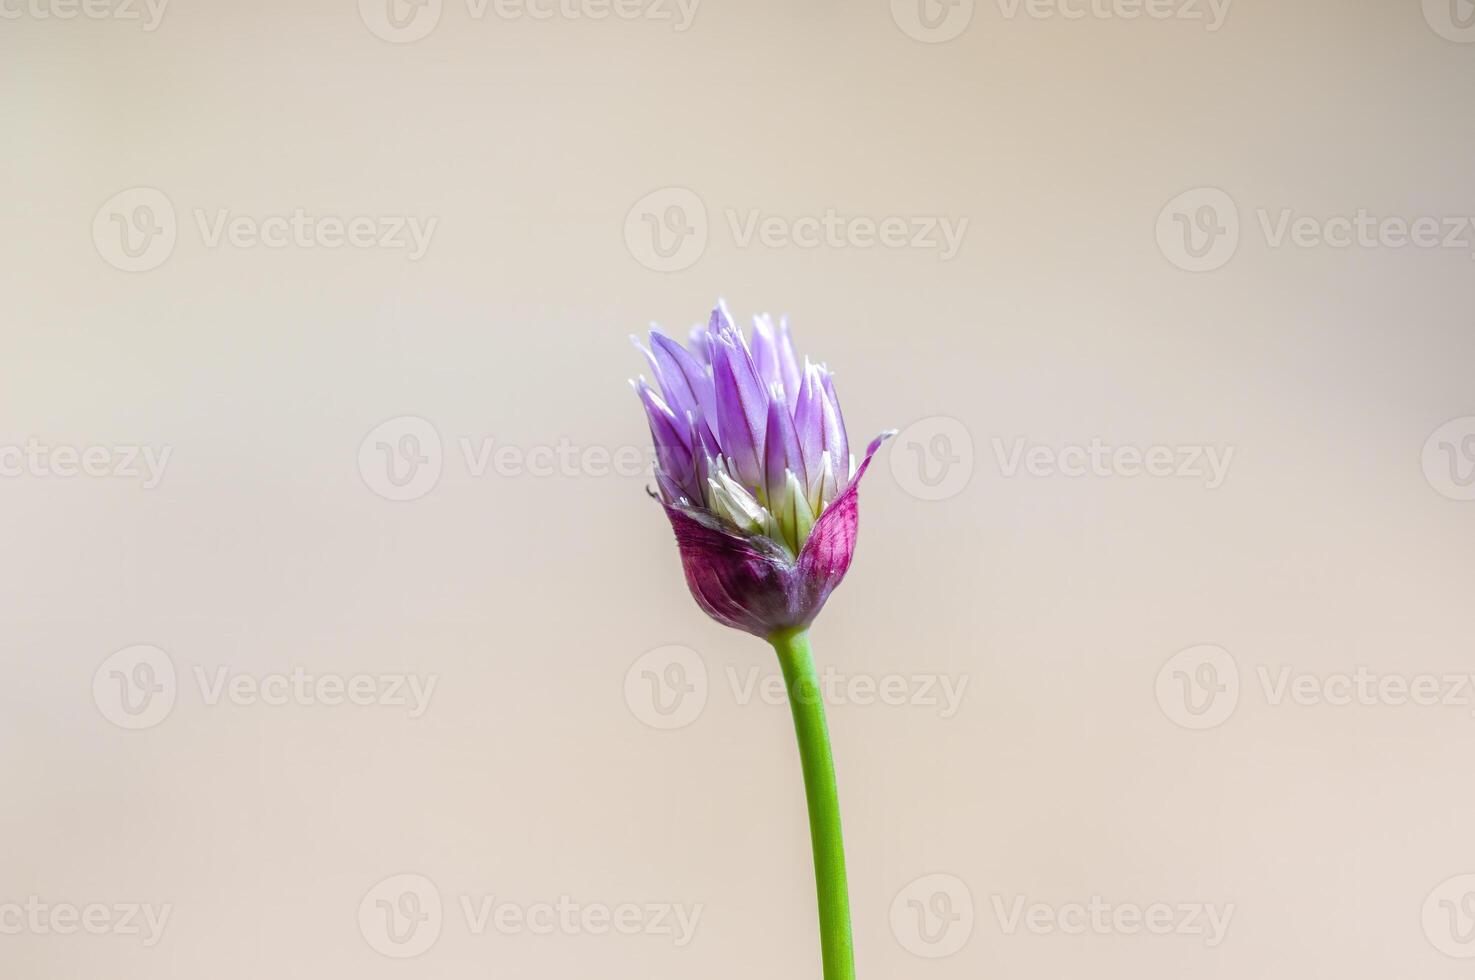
[{"xmin": 770, "ymin": 627, "xmax": 855, "ymax": 980}]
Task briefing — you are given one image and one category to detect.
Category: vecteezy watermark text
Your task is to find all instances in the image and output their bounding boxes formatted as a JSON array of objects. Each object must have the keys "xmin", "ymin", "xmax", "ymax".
[
  {"xmin": 890, "ymin": 0, "xmax": 1230, "ymax": 43},
  {"xmin": 0, "ymin": 0, "xmax": 168, "ymax": 29},
  {"xmin": 193, "ymin": 209, "xmax": 436, "ymax": 259},
  {"xmin": 92, "ymin": 187, "xmax": 437, "ymax": 272},
  {"xmin": 884, "ymin": 420, "xmax": 1234, "ymax": 501},
  {"xmin": 624, "ymin": 645, "xmax": 969, "ymax": 730},
  {"xmin": 0, "ymin": 898, "xmax": 172, "ymax": 947},
  {"xmin": 1158, "ymin": 187, "xmax": 1475, "ymax": 272},
  {"xmin": 888, "ymin": 873, "xmax": 1234, "ymax": 958},
  {"xmin": 0, "ymin": 439, "xmax": 170, "ymax": 488},
  {"xmin": 357, "ymin": 416, "xmax": 658, "ymax": 502},
  {"xmin": 358, "ymin": 874, "xmax": 701, "ymax": 959},
  {"xmin": 93, "ymin": 645, "xmax": 438, "ymax": 730},
  {"xmin": 993, "ymin": 437, "xmax": 1235, "ymax": 488},
  {"xmin": 989, "ymin": 895, "xmax": 1234, "ymax": 946},
  {"xmin": 995, "ymin": 0, "xmax": 1230, "ymax": 28},
  {"xmin": 1157, "ymin": 645, "xmax": 1475, "ymax": 730},
  {"xmin": 623, "ymin": 188, "xmax": 968, "ymax": 272},
  {"xmin": 726, "ymin": 665, "xmax": 969, "ymax": 718},
  {"xmin": 358, "ymin": 0, "xmax": 699, "ymax": 43}
]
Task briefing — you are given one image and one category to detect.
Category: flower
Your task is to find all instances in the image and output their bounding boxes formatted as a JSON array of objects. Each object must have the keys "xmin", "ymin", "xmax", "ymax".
[{"xmin": 633, "ymin": 302, "xmax": 891, "ymax": 638}]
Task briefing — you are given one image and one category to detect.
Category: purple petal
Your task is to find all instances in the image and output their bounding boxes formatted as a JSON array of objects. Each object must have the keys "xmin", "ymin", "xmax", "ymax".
[
  {"xmin": 658, "ymin": 504, "xmax": 795, "ymax": 637},
  {"xmin": 750, "ymin": 315, "xmax": 783, "ymax": 393},
  {"xmin": 791, "ymin": 433, "xmax": 889, "ymax": 620},
  {"xmin": 774, "ymin": 316, "xmax": 801, "ymax": 403},
  {"xmin": 655, "ymin": 470, "xmax": 690, "ymax": 506},
  {"xmin": 710, "ymin": 301, "xmax": 736, "ymax": 339},
  {"xmin": 818, "ymin": 369, "xmax": 849, "ymax": 474},
  {"xmin": 712, "ymin": 335, "xmax": 768, "ymax": 491},
  {"xmin": 794, "ymin": 362, "xmax": 825, "ymax": 484},
  {"xmin": 687, "ymin": 323, "xmax": 714, "ymax": 365},
  {"xmin": 763, "ymin": 395, "xmax": 804, "ymax": 508},
  {"xmin": 650, "ymin": 330, "xmax": 716, "ymax": 426},
  {"xmin": 635, "ymin": 380, "xmax": 697, "ymax": 499}
]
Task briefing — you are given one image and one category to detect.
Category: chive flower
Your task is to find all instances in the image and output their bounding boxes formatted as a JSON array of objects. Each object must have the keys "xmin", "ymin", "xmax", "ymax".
[
  {"xmin": 632, "ymin": 301, "xmax": 892, "ymax": 980},
  {"xmin": 633, "ymin": 302, "xmax": 890, "ymax": 638}
]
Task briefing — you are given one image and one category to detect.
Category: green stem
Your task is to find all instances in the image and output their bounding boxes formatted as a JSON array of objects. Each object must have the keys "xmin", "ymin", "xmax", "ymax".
[{"xmin": 770, "ymin": 627, "xmax": 855, "ymax": 980}]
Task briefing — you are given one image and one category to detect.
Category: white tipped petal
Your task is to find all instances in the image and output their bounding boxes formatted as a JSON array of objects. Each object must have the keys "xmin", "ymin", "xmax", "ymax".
[{"xmin": 710, "ymin": 470, "xmax": 769, "ymax": 535}]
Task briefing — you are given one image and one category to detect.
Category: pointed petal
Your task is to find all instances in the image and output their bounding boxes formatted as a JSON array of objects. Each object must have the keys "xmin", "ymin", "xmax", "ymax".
[
  {"xmin": 709, "ymin": 302, "xmax": 737, "ymax": 343},
  {"xmin": 816, "ymin": 366, "xmax": 849, "ymax": 475},
  {"xmin": 712, "ymin": 335, "xmax": 768, "ymax": 491},
  {"xmin": 655, "ymin": 470, "xmax": 689, "ymax": 506},
  {"xmin": 763, "ymin": 395, "xmax": 803, "ymax": 510},
  {"xmin": 790, "ymin": 432, "xmax": 890, "ymax": 624},
  {"xmin": 788, "ymin": 469, "xmax": 816, "ymax": 548},
  {"xmin": 794, "ymin": 359, "xmax": 825, "ymax": 483},
  {"xmin": 650, "ymin": 329, "xmax": 716, "ymax": 425},
  {"xmin": 707, "ymin": 470, "xmax": 768, "ymax": 535},
  {"xmin": 813, "ymin": 450, "xmax": 839, "ymax": 514},
  {"xmin": 634, "ymin": 380, "xmax": 696, "ymax": 498},
  {"xmin": 751, "ymin": 314, "xmax": 783, "ymax": 392},
  {"xmin": 687, "ymin": 322, "xmax": 714, "ymax": 365},
  {"xmin": 774, "ymin": 316, "xmax": 801, "ymax": 404}
]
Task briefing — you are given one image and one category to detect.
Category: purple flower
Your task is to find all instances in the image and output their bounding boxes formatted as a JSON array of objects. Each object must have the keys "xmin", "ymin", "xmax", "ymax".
[{"xmin": 633, "ymin": 302, "xmax": 891, "ymax": 638}]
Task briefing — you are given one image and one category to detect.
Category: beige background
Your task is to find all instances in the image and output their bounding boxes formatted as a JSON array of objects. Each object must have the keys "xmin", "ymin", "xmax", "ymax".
[{"xmin": 3, "ymin": 0, "xmax": 1475, "ymax": 976}]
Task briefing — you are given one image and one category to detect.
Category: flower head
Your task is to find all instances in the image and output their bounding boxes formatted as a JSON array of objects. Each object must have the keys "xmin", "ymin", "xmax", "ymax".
[{"xmin": 633, "ymin": 302, "xmax": 891, "ymax": 638}]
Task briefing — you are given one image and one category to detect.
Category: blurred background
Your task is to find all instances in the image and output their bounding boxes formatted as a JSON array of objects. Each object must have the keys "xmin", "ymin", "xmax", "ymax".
[{"xmin": 2, "ymin": 0, "xmax": 1474, "ymax": 976}]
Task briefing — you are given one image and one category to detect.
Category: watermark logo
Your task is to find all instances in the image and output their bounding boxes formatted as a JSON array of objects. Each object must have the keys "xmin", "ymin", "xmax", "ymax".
[
  {"xmin": 93, "ymin": 645, "xmax": 177, "ymax": 730},
  {"xmin": 1156, "ymin": 187, "xmax": 1239, "ymax": 272},
  {"xmin": 360, "ymin": 874, "xmax": 443, "ymax": 958},
  {"xmin": 891, "ymin": 873, "xmax": 974, "ymax": 958},
  {"xmin": 1424, "ymin": 0, "xmax": 1475, "ymax": 42},
  {"xmin": 624, "ymin": 187, "xmax": 708, "ymax": 273},
  {"xmin": 1156, "ymin": 644, "xmax": 1239, "ymax": 730},
  {"xmin": 359, "ymin": 416, "xmax": 444, "ymax": 502},
  {"xmin": 1425, "ymin": 874, "xmax": 1475, "ymax": 958},
  {"xmin": 889, "ymin": 417, "xmax": 975, "ymax": 501},
  {"xmin": 93, "ymin": 187, "xmax": 177, "ymax": 273},
  {"xmin": 1422, "ymin": 416, "xmax": 1475, "ymax": 501},
  {"xmin": 891, "ymin": 0, "xmax": 974, "ymax": 42},
  {"xmin": 625, "ymin": 645, "xmax": 707, "ymax": 730},
  {"xmin": 359, "ymin": 0, "xmax": 443, "ymax": 41}
]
